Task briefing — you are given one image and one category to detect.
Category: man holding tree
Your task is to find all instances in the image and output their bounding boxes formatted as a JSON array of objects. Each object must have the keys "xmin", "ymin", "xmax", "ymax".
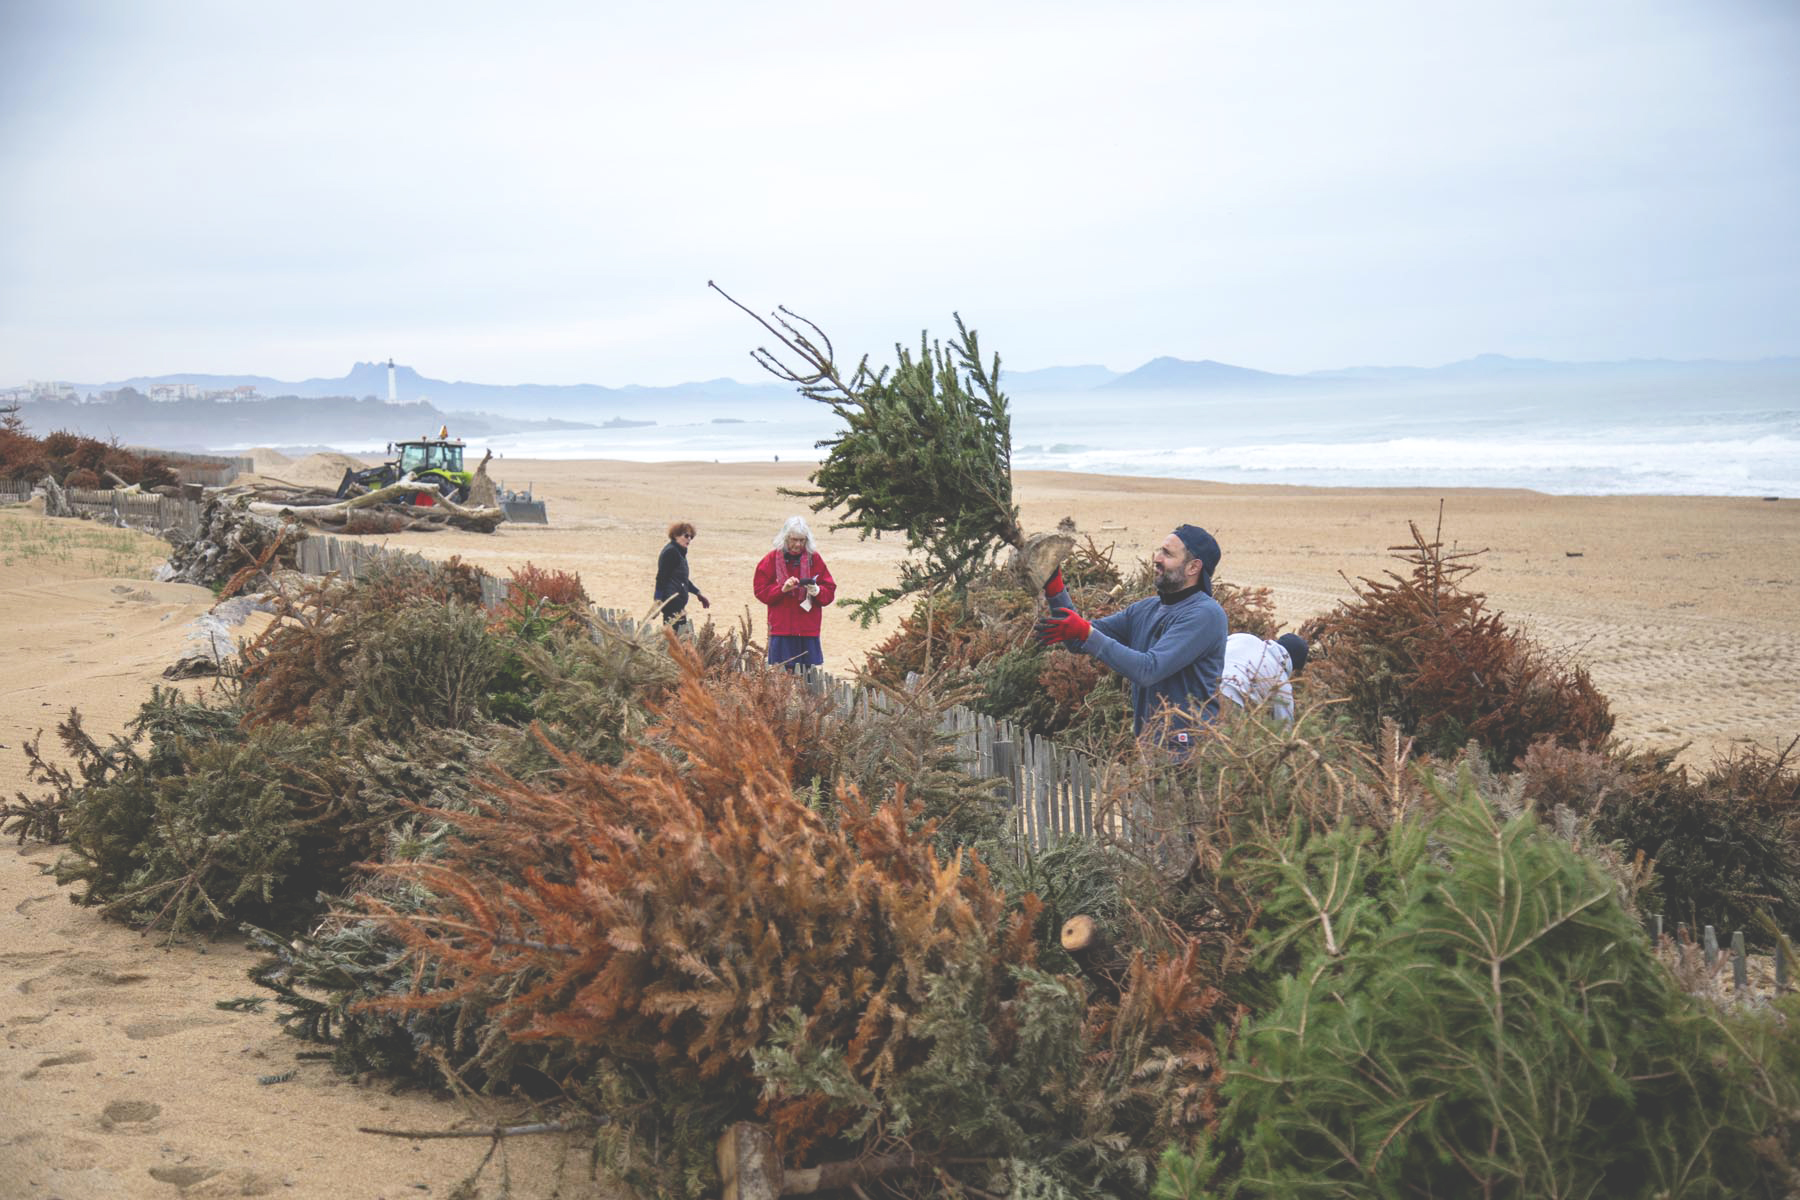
[{"xmin": 1033, "ymin": 525, "xmax": 1229, "ymax": 752}]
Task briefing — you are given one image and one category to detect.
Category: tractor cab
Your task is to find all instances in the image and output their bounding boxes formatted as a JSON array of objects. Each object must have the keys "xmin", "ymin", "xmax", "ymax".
[
  {"xmin": 394, "ymin": 437, "xmax": 465, "ymax": 476},
  {"xmin": 337, "ymin": 426, "xmax": 476, "ymax": 504}
]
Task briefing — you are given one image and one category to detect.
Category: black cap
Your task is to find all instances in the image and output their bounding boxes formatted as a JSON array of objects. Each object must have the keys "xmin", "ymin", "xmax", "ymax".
[
  {"xmin": 1277, "ymin": 633, "xmax": 1309, "ymax": 674},
  {"xmin": 1173, "ymin": 524, "xmax": 1221, "ymax": 593}
]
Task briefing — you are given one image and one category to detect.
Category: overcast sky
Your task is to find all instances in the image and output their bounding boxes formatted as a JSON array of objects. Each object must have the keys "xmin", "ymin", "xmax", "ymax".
[{"xmin": 2, "ymin": 0, "xmax": 1796, "ymax": 387}]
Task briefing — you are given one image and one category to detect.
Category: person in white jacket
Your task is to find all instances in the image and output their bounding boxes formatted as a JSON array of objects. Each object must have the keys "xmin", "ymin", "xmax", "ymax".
[{"xmin": 1219, "ymin": 632, "xmax": 1309, "ymax": 723}]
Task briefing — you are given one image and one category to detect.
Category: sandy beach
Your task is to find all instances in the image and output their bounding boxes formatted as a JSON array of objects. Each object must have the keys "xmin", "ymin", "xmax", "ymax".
[
  {"xmin": 3, "ymin": 461, "xmax": 1797, "ymax": 1198},
  {"xmin": 353, "ymin": 457, "xmax": 1799, "ymax": 762}
]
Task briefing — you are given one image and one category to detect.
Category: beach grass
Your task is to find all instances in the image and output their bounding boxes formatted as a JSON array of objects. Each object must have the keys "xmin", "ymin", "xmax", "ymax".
[{"xmin": 0, "ymin": 506, "xmax": 168, "ymax": 578}]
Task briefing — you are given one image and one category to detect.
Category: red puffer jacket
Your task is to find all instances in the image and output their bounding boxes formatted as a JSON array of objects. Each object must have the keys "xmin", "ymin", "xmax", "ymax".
[{"xmin": 752, "ymin": 549, "xmax": 836, "ymax": 637}]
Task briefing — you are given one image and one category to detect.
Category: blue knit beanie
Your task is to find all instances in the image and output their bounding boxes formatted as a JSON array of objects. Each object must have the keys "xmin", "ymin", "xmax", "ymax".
[
  {"xmin": 1173, "ymin": 524, "xmax": 1221, "ymax": 593},
  {"xmin": 1276, "ymin": 632, "xmax": 1309, "ymax": 674}
]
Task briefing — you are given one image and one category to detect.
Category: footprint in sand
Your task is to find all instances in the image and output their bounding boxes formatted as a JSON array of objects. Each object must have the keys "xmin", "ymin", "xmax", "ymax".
[
  {"xmin": 148, "ymin": 1164, "xmax": 215, "ymax": 1187},
  {"xmin": 124, "ymin": 1015, "xmax": 224, "ymax": 1040},
  {"xmin": 16, "ymin": 961, "xmax": 150, "ymax": 995},
  {"xmin": 0, "ymin": 948, "xmax": 67, "ymax": 970},
  {"xmin": 182, "ymin": 1168, "xmax": 285, "ymax": 1196},
  {"xmin": 100, "ymin": 1099, "xmax": 162, "ymax": 1130},
  {"xmin": 141, "ymin": 1162, "xmax": 283, "ymax": 1196},
  {"xmin": 21, "ymin": 1048, "xmax": 95, "ymax": 1079}
]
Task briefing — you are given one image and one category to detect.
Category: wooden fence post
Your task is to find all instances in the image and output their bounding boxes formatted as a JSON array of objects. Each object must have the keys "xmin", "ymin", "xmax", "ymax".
[
  {"xmin": 1731, "ymin": 931, "xmax": 1747, "ymax": 992},
  {"xmin": 992, "ymin": 738, "xmax": 1016, "ymax": 807}
]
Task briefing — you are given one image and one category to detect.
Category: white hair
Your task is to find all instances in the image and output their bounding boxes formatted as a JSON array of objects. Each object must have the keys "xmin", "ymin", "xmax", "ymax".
[{"xmin": 773, "ymin": 515, "xmax": 817, "ymax": 552}]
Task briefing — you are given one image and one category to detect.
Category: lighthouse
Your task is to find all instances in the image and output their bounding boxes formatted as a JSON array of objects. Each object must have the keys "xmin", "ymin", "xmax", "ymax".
[{"xmin": 387, "ymin": 358, "xmax": 398, "ymax": 404}]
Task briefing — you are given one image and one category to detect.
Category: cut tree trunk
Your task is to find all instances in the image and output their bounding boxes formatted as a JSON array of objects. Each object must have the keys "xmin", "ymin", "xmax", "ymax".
[
  {"xmin": 1061, "ymin": 914, "xmax": 1129, "ymax": 995},
  {"xmin": 718, "ymin": 1122, "xmax": 918, "ymax": 1199}
]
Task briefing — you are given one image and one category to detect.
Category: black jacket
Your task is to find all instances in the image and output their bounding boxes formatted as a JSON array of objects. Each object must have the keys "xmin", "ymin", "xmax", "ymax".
[{"xmin": 654, "ymin": 540, "xmax": 702, "ymax": 615}]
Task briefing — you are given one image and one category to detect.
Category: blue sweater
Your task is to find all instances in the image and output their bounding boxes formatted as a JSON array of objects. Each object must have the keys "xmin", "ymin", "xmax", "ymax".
[{"xmin": 1049, "ymin": 582, "xmax": 1229, "ymax": 742}]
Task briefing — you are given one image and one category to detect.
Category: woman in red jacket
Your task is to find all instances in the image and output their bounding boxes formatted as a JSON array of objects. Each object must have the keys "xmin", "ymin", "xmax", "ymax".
[{"xmin": 752, "ymin": 515, "xmax": 837, "ymax": 670}]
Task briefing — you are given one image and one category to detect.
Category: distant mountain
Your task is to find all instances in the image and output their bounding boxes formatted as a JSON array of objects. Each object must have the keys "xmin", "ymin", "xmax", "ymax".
[
  {"xmin": 1306, "ymin": 353, "xmax": 1800, "ymax": 382},
  {"xmin": 1005, "ymin": 364, "xmax": 1121, "ymax": 391},
  {"xmin": 40, "ymin": 354, "xmax": 1799, "ymax": 427},
  {"xmin": 71, "ymin": 363, "xmax": 801, "ymax": 421},
  {"xmin": 14, "ymin": 392, "xmax": 596, "ymax": 455},
  {"xmin": 1102, "ymin": 357, "xmax": 1301, "ymax": 390}
]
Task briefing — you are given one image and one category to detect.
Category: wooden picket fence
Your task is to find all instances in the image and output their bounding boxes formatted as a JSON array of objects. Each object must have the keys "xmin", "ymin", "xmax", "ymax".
[
  {"xmin": 933, "ymin": 703, "xmax": 1102, "ymax": 847},
  {"xmin": 127, "ymin": 448, "xmax": 254, "ymax": 488},
  {"xmin": 1650, "ymin": 915, "xmax": 1794, "ymax": 995},
  {"xmin": 5, "ymin": 480, "xmax": 204, "ymax": 535},
  {"xmin": 64, "ymin": 487, "xmax": 205, "ymax": 536}
]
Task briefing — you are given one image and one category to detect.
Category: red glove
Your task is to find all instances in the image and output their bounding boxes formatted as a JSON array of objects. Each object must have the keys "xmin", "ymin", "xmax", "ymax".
[
  {"xmin": 1034, "ymin": 607, "xmax": 1091, "ymax": 646},
  {"xmin": 1043, "ymin": 568, "xmax": 1066, "ymax": 598}
]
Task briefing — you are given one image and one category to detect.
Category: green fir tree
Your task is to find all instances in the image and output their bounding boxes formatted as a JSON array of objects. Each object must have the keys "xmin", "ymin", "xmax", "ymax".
[{"xmin": 713, "ymin": 282, "xmax": 1026, "ymax": 623}]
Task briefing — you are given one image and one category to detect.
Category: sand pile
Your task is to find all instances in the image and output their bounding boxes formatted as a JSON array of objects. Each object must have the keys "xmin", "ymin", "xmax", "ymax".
[
  {"xmin": 242, "ymin": 446, "xmax": 294, "ymax": 474},
  {"xmin": 241, "ymin": 447, "xmax": 293, "ymax": 474},
  {"xmin": 284, "ymin": 451, "xmax": 377, "ymax": 491}
]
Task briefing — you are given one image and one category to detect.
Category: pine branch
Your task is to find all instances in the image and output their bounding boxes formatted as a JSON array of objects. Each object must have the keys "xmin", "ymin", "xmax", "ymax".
[{"xmin": 715, "ymin": 285, "xmax": 1024, "ymax": 622}]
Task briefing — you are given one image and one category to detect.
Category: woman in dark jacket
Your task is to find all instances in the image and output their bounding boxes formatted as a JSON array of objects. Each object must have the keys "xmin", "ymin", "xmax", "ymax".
[{"xmin": 654, "ymin": 521, "xmax": 709, "ymax": 630}]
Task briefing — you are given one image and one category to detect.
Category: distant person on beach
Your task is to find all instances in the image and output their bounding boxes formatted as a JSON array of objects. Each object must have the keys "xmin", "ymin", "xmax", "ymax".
[
  {"xmin": 753, "ymin": 515, "xmax": 837, "ymax": 670},
  {"xmin": 1219, "ymin": 632, "xmax": 1308, "ymax": 723},
  {"xmin": 1034, "ymin": 524, "xmax": 1229, "ymax": 750},
  {"xmin": 653, "ymin": 521, "xmax": 709, "ymax": 633}
]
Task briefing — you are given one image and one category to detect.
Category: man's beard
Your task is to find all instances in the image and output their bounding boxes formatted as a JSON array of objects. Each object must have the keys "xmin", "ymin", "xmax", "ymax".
[{"xmin": 1154, "ymin": 565, "xmax": 1188, "ymax": 594}]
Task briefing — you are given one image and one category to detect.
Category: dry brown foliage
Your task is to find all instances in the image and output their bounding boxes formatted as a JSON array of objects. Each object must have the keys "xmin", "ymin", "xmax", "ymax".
[
  {"xmin": 512, "ymin": 562, "xmax": 588, "ymax": 605},
  {"xmin": 1213, "ymin": 579, "xmax": 1280, "ymax": 641},
  {"xmin": 0, "ymin": 425, "xmax": 179, "ymax": 488},
  {"xmin": 1517, "ymin": 741, "xmax": 1631, "ymax": 814},
  {"xmin": 359, "ymin": 641, "xmax": 1042, "ymax": 1154},
  {"xmin": 239, "ymin": 558, "xmax": 488, "ymax": 727},
  {"xmin": 1306, "ymin": 518, "xmax": 1613, "ymax": 764}
]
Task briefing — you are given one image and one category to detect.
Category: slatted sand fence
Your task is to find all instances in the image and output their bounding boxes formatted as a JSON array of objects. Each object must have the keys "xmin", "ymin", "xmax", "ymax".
[
  {"xmin": 1649, "ymin": 915, "xmax": 1795, "ymax": 996},
  {"xmin": 294, "ymin": 532, "xmax": 431, "ymax": 581},
  {"xmin": 929, "ymin": 705, "xmax": 1104, "ymax": 851},
  {"xmin": 64, "ymin": 487, "xmax": 205, "ymax": 536},
  {"xmin": 125, "ymin": 448, "xmax": 254, "ymax": 488},
  {"xmin": 790, "ymin": 666, "xmax": 1107, "ymax": 852}
]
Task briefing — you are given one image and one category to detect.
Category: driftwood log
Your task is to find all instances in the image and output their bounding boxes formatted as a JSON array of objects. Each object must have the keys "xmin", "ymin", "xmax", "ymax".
[
  {"xmin": 40, "ymin": 474, "xmax": 71, "ymax": 517},
  {"xmin": 162, "ymin": 500, "xmax": 301, "ymax": 588},
  {"xmin": 718, "ymin": 1122, "xmax": 916, "ymax": 1199},
  {"xmin": 247, "ymin": 480, "xmax": 507, "ymax": 533}
]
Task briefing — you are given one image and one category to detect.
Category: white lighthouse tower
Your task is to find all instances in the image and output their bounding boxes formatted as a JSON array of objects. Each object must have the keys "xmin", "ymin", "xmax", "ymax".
[{"xmin": 387, "ymin": 358, "xmax": 399, "ymax": 404}]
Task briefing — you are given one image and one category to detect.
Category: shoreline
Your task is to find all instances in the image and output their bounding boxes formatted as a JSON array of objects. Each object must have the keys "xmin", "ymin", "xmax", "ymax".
[{"xmin": 232, "ymin": 442, "xmax": 1797, "ymax": 501}]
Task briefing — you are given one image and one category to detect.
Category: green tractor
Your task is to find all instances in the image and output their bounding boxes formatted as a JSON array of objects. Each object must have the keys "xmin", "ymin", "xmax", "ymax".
[{"xmin": 336, "ymin": 428, "xmax": 473, "ymax": 506}]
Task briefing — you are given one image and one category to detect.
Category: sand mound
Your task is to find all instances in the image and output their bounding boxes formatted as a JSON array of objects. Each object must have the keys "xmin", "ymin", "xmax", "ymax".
[
  {"xmin": 243, "ymin": 446, "xmax": 294, "ymax": 474},
  {"xmin": 285, "ymin": 451, "xmax": 377, "ymax": 490}
]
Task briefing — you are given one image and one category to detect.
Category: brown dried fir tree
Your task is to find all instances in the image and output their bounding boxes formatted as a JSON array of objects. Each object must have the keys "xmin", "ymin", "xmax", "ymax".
[{"xmin": 357, "ymin": 639, "xmax": 1043, "ymax": 1153}]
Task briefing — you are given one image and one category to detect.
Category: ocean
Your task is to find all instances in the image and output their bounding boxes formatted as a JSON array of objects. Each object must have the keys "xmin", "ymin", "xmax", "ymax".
[{"xmin": 461, "ymin": 372, "xmax": 1799, "ymax": 498}]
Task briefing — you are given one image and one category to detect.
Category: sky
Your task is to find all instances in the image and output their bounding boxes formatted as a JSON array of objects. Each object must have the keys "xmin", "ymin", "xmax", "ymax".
[{"xmin": 1, "ymin": 0, "xmax": 1797, "ymax": 388}]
